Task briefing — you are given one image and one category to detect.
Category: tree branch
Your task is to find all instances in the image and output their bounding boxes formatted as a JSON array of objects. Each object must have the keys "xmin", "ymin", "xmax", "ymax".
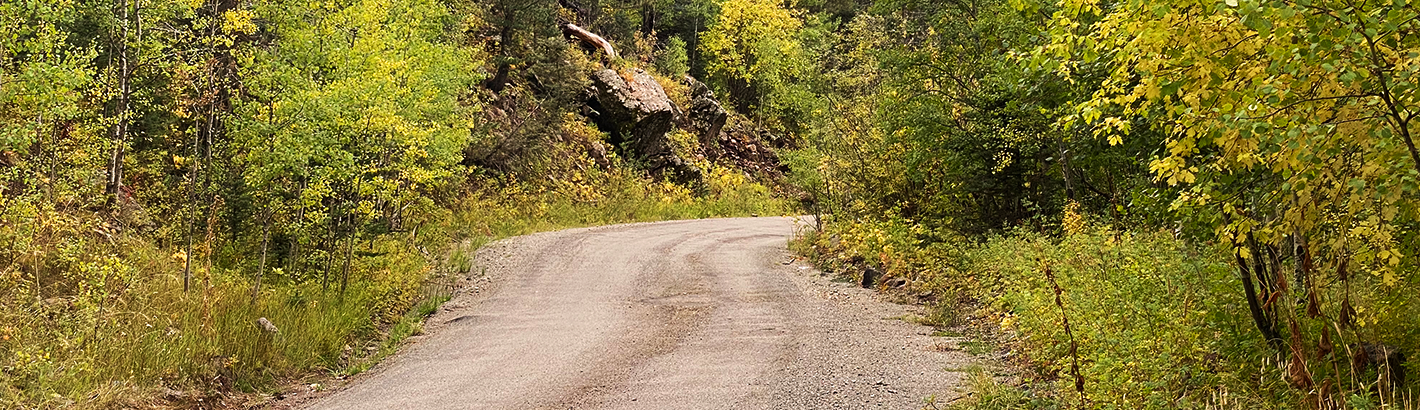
[{"xmin": 562, "ymin": 23, "xmax": 617, "ymax": 59}]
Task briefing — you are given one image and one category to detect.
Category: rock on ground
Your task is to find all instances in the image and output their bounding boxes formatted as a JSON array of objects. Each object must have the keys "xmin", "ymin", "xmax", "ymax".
[{"xmin": 588, "ymin": 68, "xmax": 700, "ymax": 181}]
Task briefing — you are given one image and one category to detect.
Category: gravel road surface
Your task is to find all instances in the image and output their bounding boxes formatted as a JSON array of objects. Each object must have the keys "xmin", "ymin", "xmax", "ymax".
[{"xmin": 301, "ymin": 217, "xmax": 971, "ymax": 409}]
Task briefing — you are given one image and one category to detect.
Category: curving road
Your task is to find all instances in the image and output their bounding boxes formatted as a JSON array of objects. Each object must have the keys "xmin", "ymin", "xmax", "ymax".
[{"xmin": 301, "ymin": 217, "xmax": 969, "ymax": 410}]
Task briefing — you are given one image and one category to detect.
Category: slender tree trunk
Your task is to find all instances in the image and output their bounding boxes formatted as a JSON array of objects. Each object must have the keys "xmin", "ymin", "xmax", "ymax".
[
  {"xmin": 486, "ymin": 2, "xmax": 514, "ymax": 93},
  {"xmin": 253, "ymin": 208, "xmax": 270, "ymax": 303},
  {"xmin": 322, "ymin": 217, "xmax": 334, "ymax": 291},
  {"xmin": 1058, "ymin": 139, "xmax": 1075, "ymax": 202},
  {"xmin": 183, "ymin": 129, "xmax": 197, "ymax": 292},
  {"xmin": 1105, "ymin": 166, "xmax": 1120, "ymax": 223},
  {"xmin": 690, "ymin": 19, "xmax": 700, "ymax": 78},
  {"xmin": 289, "ymin": 175, "xmax": 307, "ymax": 278},
  {"xmin": 107, "ymin": 0, "xmax": 136, "ymax": 209},
  {"xmin": 339, "ymin": 217, "xmax": 353, "ymax": 299}
]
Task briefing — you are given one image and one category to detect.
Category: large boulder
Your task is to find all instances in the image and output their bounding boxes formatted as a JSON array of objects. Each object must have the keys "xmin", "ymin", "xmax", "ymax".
[
  {"xmin": 587, "ymin": 68, "xmax": 700, "ymax": 182},
  {"xmin": 588, "ymin": 68, "xmax": 676, "ymax": 159}
]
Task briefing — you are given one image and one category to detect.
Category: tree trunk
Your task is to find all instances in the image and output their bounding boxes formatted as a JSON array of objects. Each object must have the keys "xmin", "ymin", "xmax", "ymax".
[
  {"xmin": 183, "ymin": 128, "xmax": 197, "ymax": 292},
  {"xmin": 107, "ymin": 0, "xmax": 137, "ymax": 209},
  {"xmin": 253, "ymin": 209, "xmax": 270, "ymax": 303},
  {"xmin": 1057, "ymin": 139, "xmax": 1075, "ymax": 202},
  {"xmin": 339, "ymin": 217, "xmax": 354, "ymax": 299},
  {"xmin": 727, "ymin": 77, "xmax": 756, "ymax": 115},
  {"xmin": 485, "ymin": 5, "xmax": 515, "ymax": 93},
  {"xmin": 562, "ymin": 24, "xmax": 617, "ymax": 59},
  {"xmin": 1238, "ymin": 252, "xmax": 1283, "ymax": 348}
]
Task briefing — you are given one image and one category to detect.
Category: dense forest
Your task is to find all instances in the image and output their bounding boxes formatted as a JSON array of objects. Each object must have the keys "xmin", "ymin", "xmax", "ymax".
[{"xmin": 3, "ymin": 0, "xmax": 1420, "ymax": 408}]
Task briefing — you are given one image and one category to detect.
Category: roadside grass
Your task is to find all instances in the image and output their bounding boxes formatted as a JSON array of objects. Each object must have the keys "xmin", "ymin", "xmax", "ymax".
[
  {"xmin": 957, "ymin": 340, "xmax": 993, "ymax": 356},
  {"xmin": 340, "ymin": 294, "xmax": 450, "ymax": 377},
  {"xmin": 935, "ymin": 368, "xmax": 1060, "ymax": 410},
  {"xmin": 0, "ymin": 168, "xmax": 791, "ymax": 409},
  {"xmin": 795, "ymin": 216, "xmax": 1420, "ymax": 410}
]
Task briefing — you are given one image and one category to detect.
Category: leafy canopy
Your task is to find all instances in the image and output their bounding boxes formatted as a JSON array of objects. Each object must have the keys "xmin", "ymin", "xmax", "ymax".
[
  {"xmin": 699, "ymin": 0, "xmax": 808, "ymax": 112},
  {"xmin": 1035, "ymin": 0, "xmax": 1420, "ymax": 287}
]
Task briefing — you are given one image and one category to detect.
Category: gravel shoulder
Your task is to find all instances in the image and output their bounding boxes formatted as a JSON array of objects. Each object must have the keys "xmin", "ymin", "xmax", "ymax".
[{"xmin": 287, "ymin": 217, "xmax": 975, "ymax": 409}]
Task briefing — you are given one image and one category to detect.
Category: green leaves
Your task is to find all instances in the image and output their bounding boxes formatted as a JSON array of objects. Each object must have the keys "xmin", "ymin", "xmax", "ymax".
[
  {"xmin": 235, "ymin": 0, "xmax": 481, "ymax": 248},
  {"xmin": 699, "ymin": 0, "xmax": 808, "ymax": 114},
  {"xmin": 1032, "ymin": 0, "xmax": 1420, "ymax": 401},
  {"xmin": 1040, "ymin": 0, "xmax": 1420, "ymax": 286}
]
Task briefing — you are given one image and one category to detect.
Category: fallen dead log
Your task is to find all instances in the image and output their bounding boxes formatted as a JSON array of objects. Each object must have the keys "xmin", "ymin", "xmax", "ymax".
[{"xmin": 562, "ymin": 23, "xmax": 617, "ymax": 59}]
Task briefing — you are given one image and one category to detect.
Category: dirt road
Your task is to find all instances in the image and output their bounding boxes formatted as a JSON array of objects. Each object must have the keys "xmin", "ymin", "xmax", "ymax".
[{"xmin": 302, "ymin": 217, "xmax": 971, "ymax": 409}]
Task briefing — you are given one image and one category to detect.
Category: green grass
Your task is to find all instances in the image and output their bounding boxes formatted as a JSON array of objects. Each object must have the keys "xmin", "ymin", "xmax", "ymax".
[
  {"xmin": 798, "ymin": 217, "xmax": 1420, "ymax": 409},
  {"xmin": 940, "ymin": 368, "xmax": 1060, "ymax": 410},
  {"xmin": 958, "ymin": 340, "xmax": 994, "ymax": 356}
]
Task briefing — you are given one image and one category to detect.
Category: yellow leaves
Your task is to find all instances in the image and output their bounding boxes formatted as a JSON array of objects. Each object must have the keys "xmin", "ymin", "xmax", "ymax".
[
  {"xmin": 1234, "ymin": 152, "xmax": 1262, "ymax": 168},
  {"xmin": 999, "ymin": 313, "xmax": 1017, "ymax": 330},
  {"xmin": 222, "ymin": 10, "xmax": 258, "ymax": 36},
  {"xmin": 1062, "ymin": 200, "xmax": 1087, "ymax": 236},
  {"xmin": 1057, "ymin": 0, "xmax": 1413, "ymax": 268},
  {"xmin": 1382, "ymin": 270, "xmax": 1400, "ymax": 286},
  {"xmin": 1142, "ymin": 79, "xmax": 1162, "ymax": 101},
  {"xmin": 1103, "ymin": 120, "xmax": 1128, "ymax": 146},
  {"xmin": 701, "ymin": 0, "xmax": 805, "ymax": 87},
  {"xmin": 1148, "ymin": 155, "xmax": 1197, "ymax": 185}
]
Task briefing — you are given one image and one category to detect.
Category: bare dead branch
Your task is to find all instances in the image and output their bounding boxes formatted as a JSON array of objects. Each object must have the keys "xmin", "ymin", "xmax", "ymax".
[{"xmin": 562, "ymin": 23, "xmax": 617, "ymax": 59}]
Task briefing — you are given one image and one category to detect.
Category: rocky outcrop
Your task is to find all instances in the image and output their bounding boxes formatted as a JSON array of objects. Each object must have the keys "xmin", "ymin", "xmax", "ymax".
[
  {"xmin": 714, "ymin": 117, "xmax": 786, "ymax": 177},
  {"xmin": 587, "ymin": 68, "xmax": 700, "ymax": 182},
  {"xmin": 683, "ymin": 76, "xmax": 727, "ymax": 144},
  {"xmin": 583, "ymin": 69, "xmax": 785, "ymax": 184}
]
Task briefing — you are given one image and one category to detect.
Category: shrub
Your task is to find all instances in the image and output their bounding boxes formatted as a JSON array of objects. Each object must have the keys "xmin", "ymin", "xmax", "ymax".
[
  {"xmin": 972, "ymin": 228, "xmax": 1276, "ymax": 408},
  {"xmin": 655, "ymin": 37, "xmax": 690, "ymax": 78}
]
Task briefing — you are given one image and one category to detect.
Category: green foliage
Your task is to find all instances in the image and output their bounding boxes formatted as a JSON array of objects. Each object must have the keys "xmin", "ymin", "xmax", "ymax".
[
  {"xmin": 786, "ymin": 0, "xmax": 1162, "ymax": 241},
  {"xmin": 233, "ymin": 0, "xmax": 483, "ymax": 286},
  {"xmin": 975, "ymin": 228, "xmax": 1267, "ymax": 408},
  {"xmin": 1040, "ymin": 0, "xmax": 1420, "ymax": 283},
  {"xmin": 655, "ymin": 36, "xmax": 690, "ymax": 77},
  {"xmin": 0, "ymin": 0, "xmax": 96, "ymax": 152},
  {"xmin": 1029, "ymin": 0, "xmax": 1420, "ymax": 400},
  {"xmin": 0, "ymin": 0, "xmax": 795, "ymax": 406},
  {"xmin": 699, "ymin": 0, "xmax": 810, "ymax": 115}
]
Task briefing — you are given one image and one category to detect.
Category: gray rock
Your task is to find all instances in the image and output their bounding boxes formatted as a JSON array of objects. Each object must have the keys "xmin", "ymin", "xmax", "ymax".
[
  {"xmin": 587, "ymin": 68, "xmax": 704, "ymax": 183},
  {"xmin": 257, "ymin": 317, "xmax": 279, "ymax": 334},
  {"xmin": 589, "ymin": 68, "xmax": 676, "ymax": 160},
  {"xmin": 684, "ymin": 75, "xmax": 728, "ymax": 143}
]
